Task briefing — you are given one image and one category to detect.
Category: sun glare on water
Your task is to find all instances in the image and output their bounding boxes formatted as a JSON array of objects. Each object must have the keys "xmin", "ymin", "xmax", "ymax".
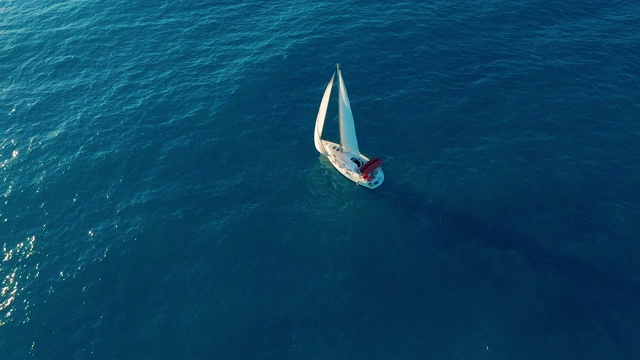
[{"xmin": 0, "ymin": 236, "xmax": 37, "ymax": 326}]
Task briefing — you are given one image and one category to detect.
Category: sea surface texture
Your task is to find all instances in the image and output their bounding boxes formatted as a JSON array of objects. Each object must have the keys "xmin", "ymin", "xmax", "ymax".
[{"xmin": 2, "ymin": 0, "xmax": 640, "ymax": 359}]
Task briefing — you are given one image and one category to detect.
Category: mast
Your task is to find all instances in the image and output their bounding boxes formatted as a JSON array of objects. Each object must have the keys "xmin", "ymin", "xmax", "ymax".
[
  {"xmin": 336, "ymin": 64, "xmax": 360, "ymax": 154},
  {"xmin": 338, "ymin": 65, "xmax": 342, "ymax": 150},
  {"xmin": 336, "ymin": 63, "xmax": 342, "ymax": 148}
]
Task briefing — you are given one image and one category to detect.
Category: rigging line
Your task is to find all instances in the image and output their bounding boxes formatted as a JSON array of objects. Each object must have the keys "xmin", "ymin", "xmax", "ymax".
[
  {"xmin": 378, "ymin": 158, "xmax": 434, "ymax": 226},
  {"xmin": 385, "ymin": 190, "xmax": 430, "ymax": 226}
]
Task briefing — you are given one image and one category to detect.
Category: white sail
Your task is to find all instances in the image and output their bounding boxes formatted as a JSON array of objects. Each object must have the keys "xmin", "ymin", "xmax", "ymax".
[
  {"xmin": 314, "ymin": 74, "xmax": 335, "ymax": 154},
  {"xmin": 337, "ymin": 67, "xmax": 359, "ymax": 154}
]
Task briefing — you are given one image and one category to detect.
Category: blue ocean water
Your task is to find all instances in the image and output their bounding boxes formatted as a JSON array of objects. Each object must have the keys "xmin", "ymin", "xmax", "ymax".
[{"xmin": 1, "ymin": 0, "xmax": 640, "ymax": 358}]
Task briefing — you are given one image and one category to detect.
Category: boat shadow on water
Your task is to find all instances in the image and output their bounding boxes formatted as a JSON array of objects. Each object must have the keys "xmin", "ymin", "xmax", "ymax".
[{"xmin": 379, "ymin": 181, "xmax": 640, "ymax": 346}]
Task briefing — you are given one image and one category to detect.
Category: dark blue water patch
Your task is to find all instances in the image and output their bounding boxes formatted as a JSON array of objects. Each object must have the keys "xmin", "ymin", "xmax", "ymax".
[{"xmin": 2, "ymin": 0, "xmax": 640, "ymax": 358}]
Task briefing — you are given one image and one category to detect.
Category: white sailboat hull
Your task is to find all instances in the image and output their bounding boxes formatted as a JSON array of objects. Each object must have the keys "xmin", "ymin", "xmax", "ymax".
[{"xmin": 321, "ymin": 140, "xmax": 384, "ymax": 189}]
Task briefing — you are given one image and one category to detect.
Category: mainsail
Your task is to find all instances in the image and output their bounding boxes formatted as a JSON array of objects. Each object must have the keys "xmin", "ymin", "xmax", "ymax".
[
  {"xmin": 314, "ymin": 74, "xmax": 335, "ymax": 155},
  {"xmin": 337, "ymin": 67, "xmax": 359, "ymax": 154}
]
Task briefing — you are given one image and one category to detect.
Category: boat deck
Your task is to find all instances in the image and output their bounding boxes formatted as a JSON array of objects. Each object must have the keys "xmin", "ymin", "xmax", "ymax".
[{"xmin": 321, "ymin": 140, "xmax": 384, "ymax": 189}]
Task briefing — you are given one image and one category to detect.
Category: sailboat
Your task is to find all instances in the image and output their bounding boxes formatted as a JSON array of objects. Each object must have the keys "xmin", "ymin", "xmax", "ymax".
[{"xmin": 314, "ymin": 64, "xmax": 384, "ymax": 189}]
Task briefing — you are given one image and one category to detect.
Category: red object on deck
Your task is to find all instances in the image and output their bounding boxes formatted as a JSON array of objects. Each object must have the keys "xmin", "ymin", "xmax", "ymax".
[{"xmin": 359, "ymin": 157, "xmax": 383, "ymax": 175}]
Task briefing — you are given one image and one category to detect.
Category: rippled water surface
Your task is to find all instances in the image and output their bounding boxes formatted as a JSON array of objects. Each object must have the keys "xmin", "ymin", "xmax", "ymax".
[{"xmin": 1, "ymin": 1, "xmax": 639, "ymax": 358}]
